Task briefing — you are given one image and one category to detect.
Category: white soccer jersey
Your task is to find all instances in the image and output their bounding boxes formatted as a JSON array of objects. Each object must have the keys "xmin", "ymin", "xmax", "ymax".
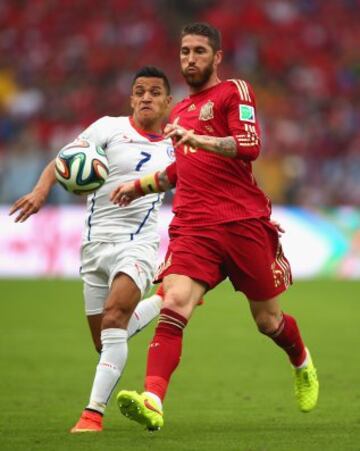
[{"xmin": 78, "ymin": 116, "xmax": 174, "ymax": 243}]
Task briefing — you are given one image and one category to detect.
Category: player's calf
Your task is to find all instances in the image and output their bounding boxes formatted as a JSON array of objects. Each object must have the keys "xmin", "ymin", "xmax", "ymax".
[
  {"xmin": 264, "ymin": 313, "xmax": 306, "ymax": 367},
  {"xmin": 256, "ymin": 310, "xmax": 319, "ymax": 412}
]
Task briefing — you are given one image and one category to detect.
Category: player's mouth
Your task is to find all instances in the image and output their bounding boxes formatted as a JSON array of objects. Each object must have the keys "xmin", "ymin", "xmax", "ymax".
[
  {"xmin": 140, "ymin": 106, "xmax": 153, "ymax": 112},
  {"xmin": 186, "ymin": 66, "xmax": 198, "ymax": 74}
]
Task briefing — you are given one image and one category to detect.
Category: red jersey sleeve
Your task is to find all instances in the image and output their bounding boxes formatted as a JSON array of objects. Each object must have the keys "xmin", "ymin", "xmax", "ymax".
[
  {"xmin": 165, "ymin": 161, "xmax": 177, "ymax": 186},
  {"xmin": 224, "ymin": 80, "xmax": 261, "ymax": 161}
]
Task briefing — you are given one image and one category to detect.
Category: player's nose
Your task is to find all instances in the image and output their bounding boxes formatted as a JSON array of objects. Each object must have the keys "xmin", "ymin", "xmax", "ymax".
[
  {"xmin": 142, "ymin": 92, "xmax": 152, "ymax": 102},
  {"xmin": 187, "ymin": 51, "xmax": 197, "ymax": 63}
]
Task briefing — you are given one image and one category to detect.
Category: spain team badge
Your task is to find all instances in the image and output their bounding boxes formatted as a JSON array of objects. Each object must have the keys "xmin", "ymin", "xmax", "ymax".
[{"xmin": 199, "ymin": 100, "xmax": 214, "ymax": 121}]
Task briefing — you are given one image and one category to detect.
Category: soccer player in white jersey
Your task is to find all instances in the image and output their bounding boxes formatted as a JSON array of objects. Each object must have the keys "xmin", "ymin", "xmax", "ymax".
[{"xmin": 9, "ymin": 66, "xmax": 175, "ymax": 432}]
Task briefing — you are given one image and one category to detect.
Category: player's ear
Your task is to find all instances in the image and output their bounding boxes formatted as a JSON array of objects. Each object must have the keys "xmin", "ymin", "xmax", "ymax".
[
  {"xmin": 166, "ymin": 95, "xmax": 173, "ymax": 107},
  {"xmin": 165, "ymin": 96, "xmax": 173, "ymax": 115},
  {"xmin": 214, "ymin": 50, "xmax": 223, "ymax": 66}
]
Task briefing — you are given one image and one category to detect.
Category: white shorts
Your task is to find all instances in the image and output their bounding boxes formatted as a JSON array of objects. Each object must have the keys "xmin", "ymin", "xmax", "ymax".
[{"xmin": 80, "ymin": 240, "xmax": 158, "ymax": 316}]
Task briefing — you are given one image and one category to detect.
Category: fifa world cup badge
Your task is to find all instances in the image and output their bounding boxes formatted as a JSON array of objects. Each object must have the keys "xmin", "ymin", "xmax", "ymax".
[{"xmin": 199, "ymin": 100, "xmax": 214, "ymax": 121}]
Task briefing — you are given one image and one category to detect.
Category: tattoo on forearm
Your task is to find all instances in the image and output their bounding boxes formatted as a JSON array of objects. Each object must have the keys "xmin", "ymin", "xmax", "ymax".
[{"xmin": 200, "ymin": 136, "xmax": 237, "ymax": 158}]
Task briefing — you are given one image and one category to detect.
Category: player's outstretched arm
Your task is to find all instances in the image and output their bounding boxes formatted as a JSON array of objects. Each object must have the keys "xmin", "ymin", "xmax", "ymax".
[
  {"xmin": 111, "ymin": 167, "xmax": 175, "ymax": 207},
  {"xmin": 9, "ymin": 160, "xmax": 57, "ymax": 223},
  {"xmin": 164, "ymin": 123, "xmax": 238, "ymax": 158}
]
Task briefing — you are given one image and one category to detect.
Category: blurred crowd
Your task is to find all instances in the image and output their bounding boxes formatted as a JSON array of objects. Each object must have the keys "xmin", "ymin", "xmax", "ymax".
[{"xmin": 0, "ymin": 0, "xmax": 359, "ymax": 206}]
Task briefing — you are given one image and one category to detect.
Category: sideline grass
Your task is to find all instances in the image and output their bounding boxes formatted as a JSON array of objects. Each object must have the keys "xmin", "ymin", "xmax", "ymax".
[{"xmin": 0, "ymin": 279, "xmax": 359, "ymax": 450}]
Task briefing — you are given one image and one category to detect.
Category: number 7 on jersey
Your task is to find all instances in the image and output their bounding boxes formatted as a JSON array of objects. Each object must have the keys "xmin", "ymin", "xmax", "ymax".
[{"xmin": 135, "ymin": 152, "xmax": 152, "ymax": 171}]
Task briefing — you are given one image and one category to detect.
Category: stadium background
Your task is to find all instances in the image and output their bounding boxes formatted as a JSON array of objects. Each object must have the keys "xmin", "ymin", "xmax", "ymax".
[
  {"xmin": 1, "ymin": 1, "xmax": 360, "ymax": 450},
  {"xmin": 1, "ymin": 0, "xmax": 360, "ymax": 279}
]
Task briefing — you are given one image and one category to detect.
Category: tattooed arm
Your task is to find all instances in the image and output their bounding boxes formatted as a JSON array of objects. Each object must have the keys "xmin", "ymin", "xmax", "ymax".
[
  {"xmin": 164, "ymin": 123, "xmax": 238, "ymax": 158},
  {"xmin": 190, "ymin": 134, "xmax": 238, "ymax": 158},
  {"xmin": 164, "ymin": 118, "xmax": 260, "ymax": 160}
]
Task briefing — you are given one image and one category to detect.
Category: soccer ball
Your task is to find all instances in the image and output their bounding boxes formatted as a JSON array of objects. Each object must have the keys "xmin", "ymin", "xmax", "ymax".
[{"xmin": 55, "ymin": 139, "xmax": 109, "ymax": 194}]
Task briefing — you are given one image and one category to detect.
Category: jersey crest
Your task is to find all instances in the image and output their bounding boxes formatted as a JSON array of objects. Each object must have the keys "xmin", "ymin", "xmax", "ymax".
[
  {"xmin": 199, "ymin": 100, "xmax": 214, "ymax": 121},
  {"xmin": 166, "ymin": 145, "xmax": 175, "ymax": 160}
]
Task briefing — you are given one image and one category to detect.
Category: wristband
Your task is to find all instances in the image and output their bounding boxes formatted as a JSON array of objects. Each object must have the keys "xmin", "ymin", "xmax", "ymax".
[{"xmin": 135, "ymin": 171, "xmax": 161, "ymax": 195}]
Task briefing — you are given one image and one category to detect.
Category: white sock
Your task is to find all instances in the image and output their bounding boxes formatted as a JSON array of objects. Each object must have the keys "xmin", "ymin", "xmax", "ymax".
[
  {"xmin": 127, "ymin": 294, "xmax": 162, "ymax": 338},
  {"xmin": 295, "ymin": 348, "xmax": 310, "ymax": 369},
  {"xmin": 144, "ymin": 391, "xmax": 163, "ymax": 410},
  {"xmin": 87, "ymin": 328, "xmax": 128, "ymax": 414}
]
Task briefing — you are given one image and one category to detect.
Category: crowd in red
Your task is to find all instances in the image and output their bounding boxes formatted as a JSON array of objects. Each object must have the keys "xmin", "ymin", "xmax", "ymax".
[{"xmin": 0, "ymin": 0, "xmax": 359, "ymax": 205}]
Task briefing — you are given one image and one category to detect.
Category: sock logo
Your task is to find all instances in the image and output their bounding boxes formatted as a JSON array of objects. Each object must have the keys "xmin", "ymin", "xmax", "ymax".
[
  {"xmin": 99, "ymin": 361, "xmax": 118, "ymax": 370},
  {"xmin": 144, "ymin": 399, "xmax": 163, "ymax": 415}
]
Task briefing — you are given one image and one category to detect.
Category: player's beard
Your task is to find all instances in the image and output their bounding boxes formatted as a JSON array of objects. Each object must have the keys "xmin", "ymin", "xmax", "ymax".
[{"xmin": 182, "ymin": 61, "xmax": 214, "ymax": 89}]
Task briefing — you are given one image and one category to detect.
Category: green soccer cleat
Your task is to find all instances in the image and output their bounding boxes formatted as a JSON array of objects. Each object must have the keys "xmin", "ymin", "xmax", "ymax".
[
  {"xmin": 117, "ymin": 390, "xmax": 164, "ymax": 431},
  {"xmin": 294, "ymin": 349, "xmax": 319, "ymax": 412}
]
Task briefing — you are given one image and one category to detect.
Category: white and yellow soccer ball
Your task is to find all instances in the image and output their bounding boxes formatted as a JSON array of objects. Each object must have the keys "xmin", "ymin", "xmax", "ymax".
[{"xmin": 55, "ymin": 139, "xmax": 109, "ymax": 195}]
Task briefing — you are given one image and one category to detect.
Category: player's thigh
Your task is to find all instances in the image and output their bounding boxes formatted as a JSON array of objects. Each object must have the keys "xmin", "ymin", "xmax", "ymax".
[
  {"xmin": 162, "ymin": 273, "xmax": 207, "ymax": 319},
  {"xmin": 103, "ymin": 272, "xmax": 142, "ymax": 328},
  {"xmin": 155, "ymin": 226, "xmax": 225, "ymax": 291},
  {"xmin": 108, "ymin": 239, "xmax": 159, "ymax": 298},
  {"xmin": 224, "ymin": 219, "xmax": 292, "ymax": 301},
  {"xmin": 80, "ymin": 242, "xmax": 109, "ymax": 315}
]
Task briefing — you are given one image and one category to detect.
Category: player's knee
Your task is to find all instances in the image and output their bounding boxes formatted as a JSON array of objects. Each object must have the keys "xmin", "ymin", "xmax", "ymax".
[
  {"xmin": 163, "ymin": 288, "xmax": 191, "ymax": 310},
  {"xmin": 102, "ymin": 304, "xmax": 133, "ymax": 329},
  {"xmin": 254, "ymin": 312, "xmax": 280, "ymax": 335}
]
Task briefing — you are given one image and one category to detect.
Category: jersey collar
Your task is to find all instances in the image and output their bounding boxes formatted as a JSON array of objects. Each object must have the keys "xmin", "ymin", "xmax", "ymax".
[
  {"xmin": 189, "ymin": 80, "xmax": 222, "ymax": 98},
  {"xmin": 129, "ymin": 116, "xmax": 164, "ymax": 142}
]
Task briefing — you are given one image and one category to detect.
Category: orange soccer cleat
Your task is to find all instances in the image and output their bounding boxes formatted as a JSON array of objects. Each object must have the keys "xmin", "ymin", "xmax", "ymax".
[{"xmin": 70, "ymin": 409, "xmax": 103, "ymax": 433}]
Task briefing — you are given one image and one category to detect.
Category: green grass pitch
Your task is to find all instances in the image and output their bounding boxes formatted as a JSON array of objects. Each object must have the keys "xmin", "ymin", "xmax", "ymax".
[{"xmin": 1, "ymin": 279, "xmax": 359, "ymax": 451}]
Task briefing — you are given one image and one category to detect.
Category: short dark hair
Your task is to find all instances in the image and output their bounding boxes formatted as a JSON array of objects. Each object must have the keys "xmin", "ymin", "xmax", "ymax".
[
  {"xmin": 181, "ymin": 22, "xmax": 222, "ymax": 52},
  {"xmin": 132, "ymin": 66, "xmax": 171, "ymax": 95}
]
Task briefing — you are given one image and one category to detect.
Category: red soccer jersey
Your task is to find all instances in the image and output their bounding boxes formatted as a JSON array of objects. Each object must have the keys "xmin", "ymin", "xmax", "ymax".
[{"xmin": 167, "ymin": 79, "xmax": 271, "ymax": 227}]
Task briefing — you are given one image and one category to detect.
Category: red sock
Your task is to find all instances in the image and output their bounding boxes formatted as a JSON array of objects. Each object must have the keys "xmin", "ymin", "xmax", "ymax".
[
  {"xmin": 268, "ymin": 313, "xmax": 306, "ymax": 366},
  {"xmin": 145, "ymin": 308, "xmax": 187, "ymax": 401}
]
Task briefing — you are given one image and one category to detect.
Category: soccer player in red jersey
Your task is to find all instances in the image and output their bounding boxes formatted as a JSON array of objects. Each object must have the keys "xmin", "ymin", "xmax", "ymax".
[{"xmin": 112, "ymin": 23, "xmax": 319, "ymax": 430}]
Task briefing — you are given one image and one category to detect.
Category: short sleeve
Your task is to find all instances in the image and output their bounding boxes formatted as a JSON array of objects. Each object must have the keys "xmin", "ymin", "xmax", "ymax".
[{"xmin": 77, "ymin": 116, "xmax": 110, "ymax": 148}]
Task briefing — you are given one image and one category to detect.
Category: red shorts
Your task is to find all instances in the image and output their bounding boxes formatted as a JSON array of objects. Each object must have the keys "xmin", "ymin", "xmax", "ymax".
[{"xmin": 154, "ymin": 218, "xmax": 292, "ymax": 301}]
